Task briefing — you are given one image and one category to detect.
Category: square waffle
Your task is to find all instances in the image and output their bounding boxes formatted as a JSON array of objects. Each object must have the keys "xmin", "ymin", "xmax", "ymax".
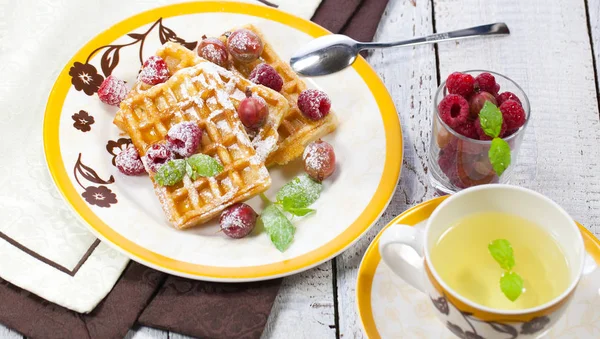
[
  {"xmin": 116, "ymin": 62, "xmax": 286, "ymax": 229},
  {"xmin": 220, "ymin": 25, "xmax": 339, "ymax": 166},
  {"xmin": 115, "ymin": 42, "xmax": 288, "ymax": 162}
]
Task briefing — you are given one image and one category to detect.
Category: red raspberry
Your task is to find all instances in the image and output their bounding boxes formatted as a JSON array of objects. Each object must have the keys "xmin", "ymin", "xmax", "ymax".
[
  {"xmin": 298, "ymin": 89, "xmax": 331, "ymax": 120},
  {"xmin": 98, "ymin": 75, "xmax": 128, "ymax": 106},
  {"xmin": 499, "ymin": 100, "xmax": 526, "ymax": 130},
  {"xmin": 220, "ymin": 203, "xmax": 257, "ymax": 239},
  {"xmin": 438, "ymin": 94, "xmax": 470, "ymax": 129},
  {"xmin": 446, "ymin": 72, "xmax": 475, "ymax": 98},
  {"xmin": 249, "ymin": 63, "xmax": 284, "ymax": 92},
  {"xmin": 474, "ymin": 117, "xmax": 507, "ymax": 140},
  {"xmin": 496, "ymin": 92, "xmax": 522, "ymax": 106},
  {"xmin": 454, "ymin": 121, "xmax": 478, "ymax": 139},
  {"xmin": 474, "ymin": 73, "xmax": 498, "ymax": 94},
  {"xmin": 166, "ymin": 122, "xmax": 203, "ymax": 157},
  {"xmin": 143, "ymin": 143, "xmax": 174, "ymax": 173},
  {"xmin": 139, "ymin": 56, "xmax": 170, "ymax": 85},
  {"xmin": 115, "ymin": 144, "xmax": 146, "ymax": 175}
]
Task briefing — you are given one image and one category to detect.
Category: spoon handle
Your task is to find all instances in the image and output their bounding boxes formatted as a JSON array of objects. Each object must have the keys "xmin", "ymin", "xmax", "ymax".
[{"xmin": 357, "ymin": 23, "xmax": 509, "ymax": 50}]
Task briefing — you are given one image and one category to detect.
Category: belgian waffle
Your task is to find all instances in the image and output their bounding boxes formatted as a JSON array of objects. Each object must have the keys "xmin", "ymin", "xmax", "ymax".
[
  {"xmin": 221, "ymin": 25, "xmax": 338, "ymax": 166},
  {"xmin": 115, "ymin": 42, "xmax": 288, "ymax": 162},
  {"xmin": 116, "ymin": 62, "xmax": 286, "ymax": 229}
]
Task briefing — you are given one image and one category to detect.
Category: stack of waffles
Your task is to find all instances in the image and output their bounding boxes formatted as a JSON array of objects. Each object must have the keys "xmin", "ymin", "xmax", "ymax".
[{"xmin": 114, "ymin": 25, "xmax": 338, "ymax": 229}]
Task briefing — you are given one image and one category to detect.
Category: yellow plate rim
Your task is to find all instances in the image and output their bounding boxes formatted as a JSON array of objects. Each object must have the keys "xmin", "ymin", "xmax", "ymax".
[
  {"xmin": 356, "ymin": 196, "xmax": 600, "ymax": 338},
  {"xmin": 42, "ymin": 1, "xmax": 403, "ymax": 281}
]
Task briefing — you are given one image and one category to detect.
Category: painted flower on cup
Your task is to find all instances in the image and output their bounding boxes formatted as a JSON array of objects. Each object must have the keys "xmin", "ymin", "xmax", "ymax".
[
  {"xmin": 69, "ymin": 62, "xmax": 104, "ymax": 95},
  {"xmin": 82, "ymin": 186, "xmax": 117, "ymax": 208},
  {"xmin": 431, "ymin": 296, "xmax": 450, "ymax": 315},
  {"xmin": 106, "ymin": 138, "xmax": 133, "ymax": 166},
  {"xmin": 72, "ymin": 110, "xmax": 95, "ymax": 132},
  {"xmin": 520, "ymin": 316, "xmax": 550, "ymax": 335}
]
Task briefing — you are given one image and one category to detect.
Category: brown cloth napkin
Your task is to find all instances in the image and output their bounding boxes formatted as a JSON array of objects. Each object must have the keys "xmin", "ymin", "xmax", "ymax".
[{"xmin": 0, "ymin": 1, "xmax": 389, "ymax": 338}]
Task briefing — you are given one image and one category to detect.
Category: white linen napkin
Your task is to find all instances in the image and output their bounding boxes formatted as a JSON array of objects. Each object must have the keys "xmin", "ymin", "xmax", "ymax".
[{"xmin": 0, "ymin": 0, "xmax": 321, "ymax": 313}]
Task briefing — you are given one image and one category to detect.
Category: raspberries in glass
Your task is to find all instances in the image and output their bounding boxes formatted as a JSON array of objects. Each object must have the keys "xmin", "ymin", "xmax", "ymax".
[{"xmin": 440, "ymin": 71, "xmax": 526, "ymax": 141}]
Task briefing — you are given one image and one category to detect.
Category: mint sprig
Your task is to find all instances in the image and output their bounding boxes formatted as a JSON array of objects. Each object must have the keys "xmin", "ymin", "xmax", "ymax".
[
  {"xmin": 489, "ymin": 138, "xmax": 511, "ymax": 177},
  {"xmin": 478, "ymin": 102, "xmax": 512, "ymax": 177},
  {"xmin": 155, "ymin": 154, "xmax": 223, "ymax": 186},
  {"xmin": 479, "ymin": 101, "xmax": 503, "ymax": 138},
  {"xmin": 155, "ymin": 159, "xmax": 186, "ymax": 186},
  {"xmin": 186, "ymin": 154, "xmax": 224, "ymax": 179},
  {"xmin": 261, "ymin": 204, "xmax": 296, "ymax": 251},
  {"xmin": 260, "ymin": 175, "xmax": 323, "ymax": 251},
  {"xmin": 276, "ymin": 175, "xmax": 322, "ymax": 211},
  {"xmin": 488, "ymin": 239, "xmax": 524, "ymax": 302}
]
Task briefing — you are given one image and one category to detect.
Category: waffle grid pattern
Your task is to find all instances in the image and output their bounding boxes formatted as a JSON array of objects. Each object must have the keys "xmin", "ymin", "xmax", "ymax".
[{"xmin": 117, "ymin": 63, "xmax": 271, "ymax": 229}]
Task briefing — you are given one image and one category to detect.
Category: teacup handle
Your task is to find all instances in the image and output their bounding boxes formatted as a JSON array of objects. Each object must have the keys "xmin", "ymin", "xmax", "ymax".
[{"xmin": 378, "ymin": 224, "xmax": 426, "ymax": 293}]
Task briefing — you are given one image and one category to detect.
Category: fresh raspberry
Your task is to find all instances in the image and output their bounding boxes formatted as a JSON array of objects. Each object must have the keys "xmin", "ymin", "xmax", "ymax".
[
  {"xmin": 446, "ymin": 72, "xmax": 475, "ymax": 98},
  {"xmin": 496, "ymin": 92, "xmax": 522, "ymax": 106},
  {"xmin": 143, "ymin": 143, "xmax": 174, "ymax": 173},
  {"xmin": 298, "ymin": 89, "xmax": 331, "ymax": 120},
  {"xmin": 115, "ymin": 144, "xmax": 146, "ymax": 175},
  {"xmin": 98, "ymin": 75, "xmax": 128, "ymax": 106},
  {"xmin": 474, "ymin": 117, "xmax": 507, "ymax": 140},
  {"xmin": 499, "ymin": 100, "xmax": 526, "ymax": 130},
  {"xmin": 166, "ymin": 122, "xmax": 203, "ymax": 157},
  {"xmin": 249, "ymin": 63, "xmax": 284, "ymax": 92},
  {"xmin": 474, "ymin": 73, "xmax": 498, "ymax": 94},
  {"xmin": 454, "ymin": 121, "xmax": 478, "ymax": 139},
  {"xmin": 438, "ymin": 94, "xmax": 470, "ymax": 129},
  {"xmin": 139, "ymin": 56, "xmax": 170, "ymax": 85}
]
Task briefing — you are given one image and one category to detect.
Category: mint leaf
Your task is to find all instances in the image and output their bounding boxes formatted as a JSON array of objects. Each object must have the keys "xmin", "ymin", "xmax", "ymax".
[
  {"xmin": 286, "ymin": 207, "xmax": 315, "ymax": 217},
  {"xmin": 488, "ymin": 239, "xmax": 515, "ymax": 271},
  {"xmin": 500, "ymin": 272, "xmax": 524, "ymax": 302},
  {"xmin": 479, "ymin": 101, "xmax": 503, "ymax": 138},
  {"xmin": 185, "ymin": 161, "xmax": 196, "ymax": 180},
  {"xmin": 155, "ymin": 159, "xmax": 186, "ymax": 186},
  {"xmin": 276, "ymin": 175, "xmax": 322, "ymax": 210},
  {"xmin": 186, "ymin": 154, "xmax": 223, "ymax": 178},
  {"xmin": 489, "ymin": 138, "xmax": 511, "ymax": 176},
  {"xmin": 261, "ymin": 204, "xmax": 295, "ymax": 252}
]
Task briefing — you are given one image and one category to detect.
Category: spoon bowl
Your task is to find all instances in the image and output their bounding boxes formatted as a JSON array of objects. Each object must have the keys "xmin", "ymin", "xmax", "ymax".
[{"xmin": 290, "ymin": 35, "xmax": 359, "ymax": 76}]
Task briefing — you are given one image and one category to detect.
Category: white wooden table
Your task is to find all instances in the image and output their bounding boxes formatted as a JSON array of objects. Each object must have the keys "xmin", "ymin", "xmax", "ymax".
[{"xmin": 3, "ymin": 0, "xmax": 600, "ymax": 338}]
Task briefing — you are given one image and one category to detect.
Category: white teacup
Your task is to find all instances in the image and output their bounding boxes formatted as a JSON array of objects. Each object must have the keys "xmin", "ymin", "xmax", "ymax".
[{"xmin": 378, "ymin": 185, "xmax": 585, "ymax": 339}]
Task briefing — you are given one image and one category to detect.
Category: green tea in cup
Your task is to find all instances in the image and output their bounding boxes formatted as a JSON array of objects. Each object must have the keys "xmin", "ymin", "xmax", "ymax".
[{"xmin": 430, "ymin": 211, "xmax": 570, "ymax": 310}]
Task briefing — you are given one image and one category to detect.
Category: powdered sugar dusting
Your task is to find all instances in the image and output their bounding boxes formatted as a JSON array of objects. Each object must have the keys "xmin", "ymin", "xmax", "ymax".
[{"xmin": 252, "ymin": 135, "xmax": 277, "ymax": 162}]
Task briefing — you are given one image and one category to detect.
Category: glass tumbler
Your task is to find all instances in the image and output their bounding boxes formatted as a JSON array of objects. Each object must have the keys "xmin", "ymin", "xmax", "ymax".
[{"xmin": 428, "ymin": 70, "xmax": 530, "ymax": 194}]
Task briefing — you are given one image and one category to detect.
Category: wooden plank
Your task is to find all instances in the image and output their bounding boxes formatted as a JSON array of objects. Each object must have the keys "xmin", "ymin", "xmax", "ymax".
[
  {"xmin": 433, "ymin": 0, "xmax": 600, "ymax": 234},
  {"xmin": 336, "ymin": 0, "xmax": 439, "ymax": 337},
  {"xmin": 0, "ymin": 324, "xmax": 22, "ymax": 339},
  {"xmin": 262, "ymin": 261, "xmax": 336, "ymax": 338},
  {"xmin": 588, "ymin": 0, "xmax": 600, "ymax": 95}
]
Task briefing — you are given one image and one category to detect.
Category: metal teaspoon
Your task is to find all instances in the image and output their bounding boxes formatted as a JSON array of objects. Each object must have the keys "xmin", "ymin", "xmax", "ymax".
[{"xmin": 290, "ymin": 23, "xmax": 510, "ymax": 76}]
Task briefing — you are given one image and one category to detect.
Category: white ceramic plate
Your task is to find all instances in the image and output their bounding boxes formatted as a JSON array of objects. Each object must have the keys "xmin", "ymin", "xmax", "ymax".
[{"xmin": 43, "ymin": 2, "xmax": 402, "ymax": 281}]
